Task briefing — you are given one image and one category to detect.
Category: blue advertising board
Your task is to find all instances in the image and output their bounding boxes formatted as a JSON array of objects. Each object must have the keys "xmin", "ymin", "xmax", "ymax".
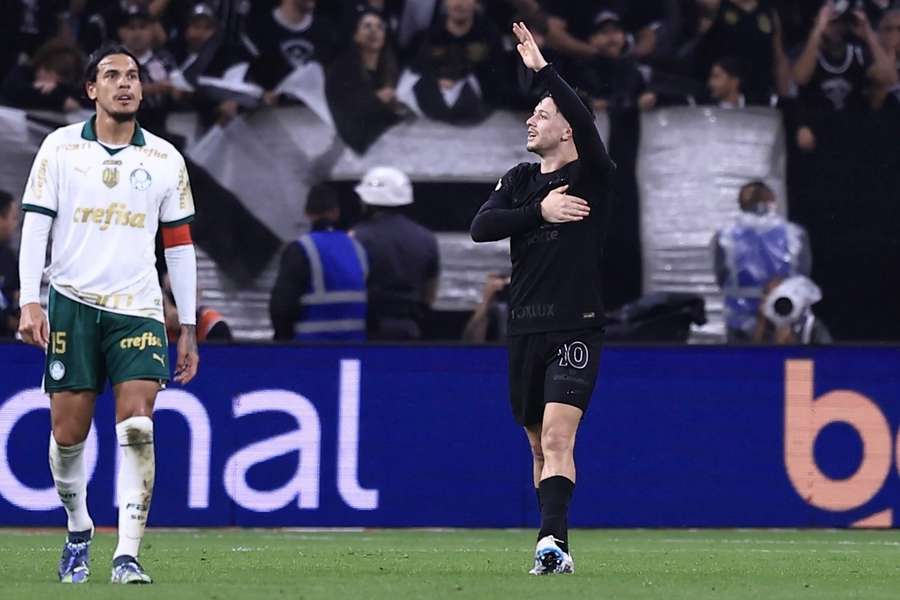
[{"xmin": 1, "ymin": 344, "xmax": 898, "ymax": 528}]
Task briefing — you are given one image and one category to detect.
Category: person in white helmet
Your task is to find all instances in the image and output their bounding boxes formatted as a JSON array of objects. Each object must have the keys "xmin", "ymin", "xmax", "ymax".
[{"xmin": 351, "ymin": 166, "xmax": 440, "ymax": 340}]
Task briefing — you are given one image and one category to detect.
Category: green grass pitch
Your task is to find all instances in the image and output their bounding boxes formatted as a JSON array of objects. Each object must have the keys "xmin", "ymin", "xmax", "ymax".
[{"xmin": 1, "ymin": 528, "xmax": 899, "ymax": 599}]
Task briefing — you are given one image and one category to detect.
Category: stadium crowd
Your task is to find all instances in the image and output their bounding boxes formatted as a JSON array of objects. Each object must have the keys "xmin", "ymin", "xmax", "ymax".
[
  {"xmin": 1, "ymin": 0, "xmax": 899, "ymax": 343},
  {"xmin": 2, "ymin": 0, "xmax": 898, "ymax": 143}
]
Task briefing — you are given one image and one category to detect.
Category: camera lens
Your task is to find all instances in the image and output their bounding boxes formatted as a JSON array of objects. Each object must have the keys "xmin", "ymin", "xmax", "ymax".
[{"xmin": 774, "ymin": 297, "xmax": 794, "ymax": 317}]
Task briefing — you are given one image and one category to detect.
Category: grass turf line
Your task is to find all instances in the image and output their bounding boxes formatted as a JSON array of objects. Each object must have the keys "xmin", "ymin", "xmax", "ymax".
[{"xmin": 1, "ymin": 529, "xmax": 899, "ymax": 599}]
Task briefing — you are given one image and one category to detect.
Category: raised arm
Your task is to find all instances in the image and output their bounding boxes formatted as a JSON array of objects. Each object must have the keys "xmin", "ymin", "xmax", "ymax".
[
  {"xmin": 794, "ymin": 3, "xmax": 833, "ymax": 86},
  {"xmin": 513, "ymin": 22, "xmax": 613, "ymax": 171},
  {"xmin": 854, "ymin": 9, "xmax": 899, "ymax": 96}
]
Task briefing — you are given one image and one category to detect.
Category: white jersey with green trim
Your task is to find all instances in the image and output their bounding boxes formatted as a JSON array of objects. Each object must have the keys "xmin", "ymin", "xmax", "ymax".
[{"xmin": 21, "ymin": 118, "xmax": 195, "ymax": 322}]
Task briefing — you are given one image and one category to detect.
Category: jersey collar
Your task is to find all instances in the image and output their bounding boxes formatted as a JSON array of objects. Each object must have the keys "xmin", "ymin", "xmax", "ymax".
[{"xmin": 80, "ymin": 116, "xmax": 146, "ymax": 147}]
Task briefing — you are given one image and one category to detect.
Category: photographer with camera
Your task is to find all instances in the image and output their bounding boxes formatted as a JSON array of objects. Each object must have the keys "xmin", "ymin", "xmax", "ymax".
[
  {"xmin": 752, "ymin": 276, "xmax": 832, "ymax": 344},
  {"xmin": 712, "ymin": 181, "xmax": 815, "ymax": 343}
]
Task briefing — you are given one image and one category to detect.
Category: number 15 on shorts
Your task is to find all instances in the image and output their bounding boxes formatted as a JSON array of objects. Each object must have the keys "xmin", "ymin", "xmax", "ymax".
[{"xmin": 51, "ymin": 331, "xmax": 67, "ymax": 354}]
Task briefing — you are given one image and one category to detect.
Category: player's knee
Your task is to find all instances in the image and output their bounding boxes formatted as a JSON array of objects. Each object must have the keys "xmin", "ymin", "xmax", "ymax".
[
  {"xmin": 51, "ymin": 422, "xmax": 90, "ymax": 446},
  {"xmin": 540, "ymin": 429, "xmax": 574, "ymax": 457},
  {"xmin": 116, "ymin": 415, "xmax": 154, "ymax": 445},
  {"xmin": 119, "ymin": 401, "xmax": 154, "ymax": 421}
]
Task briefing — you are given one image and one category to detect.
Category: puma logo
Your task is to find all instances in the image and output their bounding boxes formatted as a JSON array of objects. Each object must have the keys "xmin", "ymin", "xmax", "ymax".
[
  {"xmin": 74, "ymin": 166, "xmax": 90, "ymax": 175},
  {"xmin": 152, "ymin": 353, "xmax": 166, "ymax": 367}
]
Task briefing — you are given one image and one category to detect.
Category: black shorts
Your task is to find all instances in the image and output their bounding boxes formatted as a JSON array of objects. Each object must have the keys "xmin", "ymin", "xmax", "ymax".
[{"xmin": 506, "ymin": 328, "xmax": 603, "ymax": 426}]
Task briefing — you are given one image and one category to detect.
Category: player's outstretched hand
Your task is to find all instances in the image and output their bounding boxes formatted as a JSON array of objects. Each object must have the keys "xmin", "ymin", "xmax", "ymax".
[
  {"xmin": 513, "ymin": 21, "xmax": 548, "ymax": 73},
  {"xmin": 18, "ymin": 302, "xmax": 49, "ymax": 350},
  {"xmin": 174, "ymin": 325, "xmax": 199, "ymax": 384},
  {"xmin": 541, "ymin": 184, "xmax": 590, "ymax": 223}
]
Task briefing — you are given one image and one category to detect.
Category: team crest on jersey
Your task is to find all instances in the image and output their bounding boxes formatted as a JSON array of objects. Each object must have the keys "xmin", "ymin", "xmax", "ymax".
[
  {"xmin": 130, "ymin": 168, "xmax": 152, "ymax": 191},
  {"xmin": 724, "ymin": 10, "xmax": 738, "ymax": 25},
  {"xmin": 281, "ymin": 39, "xmax": 315, "ymax": 67},
  {"xmin": 48, "ymin": 360, "xmax": 66, "ymax": 381},
  {"xmin": 757, "ymin": 14, "xmax": 772, "ymax": 34},
  {"xmin": 102, "ymin": 166, "xmax": 119, "ymax": 188}
]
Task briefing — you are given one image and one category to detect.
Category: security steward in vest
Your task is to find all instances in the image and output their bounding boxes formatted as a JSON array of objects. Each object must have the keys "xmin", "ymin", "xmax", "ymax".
[{"xmin": 270, "ymin": 183, "xmax": 368, "ymax": 341}]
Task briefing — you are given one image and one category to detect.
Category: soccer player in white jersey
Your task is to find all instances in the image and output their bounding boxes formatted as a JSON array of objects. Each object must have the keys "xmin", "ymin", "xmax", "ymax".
[{"xmin": 17, "ymin": 44, "xmax": 199, "ymax": 585}]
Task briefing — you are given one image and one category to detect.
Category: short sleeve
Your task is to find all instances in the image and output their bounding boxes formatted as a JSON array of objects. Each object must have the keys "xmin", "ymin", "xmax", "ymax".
[
  {"xmin": 160, "ymin": 153, "xmax": 196, "ymax": 227},
  {"xmin": 21, "ymin": 136, "xmax": 60, "ymax": 218}
]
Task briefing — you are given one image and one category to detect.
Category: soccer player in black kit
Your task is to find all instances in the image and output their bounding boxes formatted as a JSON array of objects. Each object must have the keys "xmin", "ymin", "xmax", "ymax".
[{"xmin": 470, "ymin": 22, "xmax": 614, "ymax": 575}]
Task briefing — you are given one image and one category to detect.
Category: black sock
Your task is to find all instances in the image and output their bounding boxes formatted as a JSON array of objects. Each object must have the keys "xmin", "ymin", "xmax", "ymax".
[
  {"xmin": 537, "ymin": 476, "xmax": 574, "ymax": 554},
  {"xmin": 535, "ymin": 488, "xmax": 542, "ymax": 513},
  {"xmin": 113, "ymin": 554, "xmax": 137, "ymax": 567},
  {"xmin": 67, "ymin": 529, "xmax": 92, "ymax": 544}
]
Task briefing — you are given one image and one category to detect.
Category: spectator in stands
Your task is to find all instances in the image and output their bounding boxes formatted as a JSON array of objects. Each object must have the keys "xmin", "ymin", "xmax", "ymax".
[
  {"xmin": 706, "ymin": 56, "xmax": 747, "ymax": 108},
  {"xmin": 693, "ymin": 0, "xmax": 791, "ymax": 105},
  {"xmin": 1, "ymin": 1, "xmax": 67, "ymax": 76},
  {"xmin": 711, "ymin": 181, "xmax": 812, "ymax": 343},
  {"xmin": 794, "ymin": 2, "xmax": 897, "ymax": 112},
  {"xmin": 0, "ymin": 191, "xmax": 20, "ymax": 338},
  {"xmin": 162, "ymin": 273, "xmax": 233, "ymax": 342},
  {"xmin": 169, "ymin": 2, "xmax": 255, "ymax": 128},
  {"xmin": 601, "ymin": 0, "xmax": 672, "ymax": 61},
  {"xmin": 117, "ymin": 4, "xmax": 179, "ymax": 134},
  {"xmin": 461, "ymin": 272, "xmax": 510, "ymax": 343},
  {"xmin": 1, "ymin": 39, "xmax": 84, "ymax": 113},
  {"xmin": 875, "ymin": 7, "xmax": 900, "ymax": 110},
  {"xmin": 352, "ymin": 167, "xmax": 440, "ymax": 341},
  {"xmin": 326, "ymin": 8, "xmax": 410, "ymax": 154},
  {"xmin": 793, "ymin": 2, "xmax": 897, "ymax": 150},
  {"xmin": 576, "ymin": 11, "xmax": 654, "ymax": 113},
  {"xmin": 80, "ymin": 0, "xmax": 167, "ymax": 55},
  {"xmin": 171, "ymin": 2, "xmax": 220, "ymax": 70},
  {"xmin": 243, "ymin": 0, "xmax": 339, "ymax": 103},
  {"xmin": 537, "ymin": 0, "xmax": 609, "ymax": 61},
  {"xmin": 538, "ymin": 0, "xmax": 669, "ymax": 63},
  {"xmin": 330, "ymin": 0, "xmax": 406, "ymax": 39},
  {"xmin": 270, "ymin": 183, "xmax": 368, "ymax": 341},
  {"xmin": 408, "ymin": 0, "xmax": 506, "ymax": 123}
]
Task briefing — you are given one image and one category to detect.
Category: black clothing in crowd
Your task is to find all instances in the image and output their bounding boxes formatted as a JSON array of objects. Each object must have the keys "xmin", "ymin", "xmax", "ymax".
[
  {"xmin": 353, "ymin": 211, "xmax": 439, "ymax": 340},
  {"xmin": 694, "ymin": 0, "xmax": 780, "ymax": 104},
  {"xmin": 409, "ymin": 10, "xmax": 505, "ymax": 123},
  {"xmin": 798, "ymin": 43, "xmax": 872, "ymax": 112},
  {"xmin": 244, "ymin": 6, "xmax": 339, "ymax": 90},
  {"xmin": 0, "ymin": 243, "xmax": 18, "ymax": 338}
]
